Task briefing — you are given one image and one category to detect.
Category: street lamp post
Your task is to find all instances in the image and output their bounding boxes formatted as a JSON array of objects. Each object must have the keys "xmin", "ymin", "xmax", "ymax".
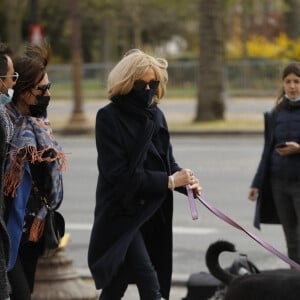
[
  {"xmin": 28, "ymin": 0, "xmax": 44, "ymax": 45},
  {"xmin": 32, "ymin": 240, "xmax": 98, "ymax": 300},
  {"xmin": 30, "ymin": 0, "xmax": 38, "ymax": 24}
]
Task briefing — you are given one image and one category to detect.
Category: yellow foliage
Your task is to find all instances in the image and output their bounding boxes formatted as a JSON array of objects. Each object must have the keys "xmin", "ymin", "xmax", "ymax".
[
  {"xmin": 226, "ymin": 32, "xmax": 300, "ymax": 60},
  {"xmin": 226, "ymin": 39, "xmax": 243, "ymax": 59},
  {"xmin": 246, "ymin": 35, "xmax": 281, "ymax": 58}
]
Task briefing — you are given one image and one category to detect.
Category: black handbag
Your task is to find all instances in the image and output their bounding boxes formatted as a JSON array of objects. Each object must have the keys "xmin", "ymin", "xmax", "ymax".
[{"xmin": 42, "ymin": 206, "xmax": 65, "ymax": 257}]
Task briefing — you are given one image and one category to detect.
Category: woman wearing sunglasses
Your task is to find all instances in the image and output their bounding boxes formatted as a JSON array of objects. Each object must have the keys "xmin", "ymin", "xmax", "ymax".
[
  {"xmin": 0, "ymin": 42, "xmax": 16, "ymax": 300},
  {"xmin": 88, "ymin": 49, "xmax": 202, "ymax": 300},
  {"xmin": 3, "ymin": 43, "xmax": 66, "ymax": 300}
]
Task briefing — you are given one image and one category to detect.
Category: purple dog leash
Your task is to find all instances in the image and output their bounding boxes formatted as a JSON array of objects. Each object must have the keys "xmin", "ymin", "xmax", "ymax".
[
  {"xmin": 187, "ymin": 191, "xmax": 300, "ymax": 270},
  {"xmin": 186, "ymin": 185, "xmax": 198, "ymax": 220}
]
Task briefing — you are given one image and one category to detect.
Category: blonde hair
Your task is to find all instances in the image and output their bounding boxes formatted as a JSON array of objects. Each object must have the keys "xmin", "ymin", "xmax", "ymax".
[{"xmin": 107, "ymin": 49, "xmax": 168, "ymax": 102}]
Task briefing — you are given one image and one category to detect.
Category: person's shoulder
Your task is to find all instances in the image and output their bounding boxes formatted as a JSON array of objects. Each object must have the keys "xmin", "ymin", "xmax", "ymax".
[
  {"xmin": 96, "ymin": 102, "xmax": 121, "ymax": 125},
  {"xmin": 96, "ymin": 102, "xmax": 115, "ymax": 116},
  {"xmin": 264, "ymin": 107, "xmax": 277, "ymax": 117},
  {"xmin": 153, "ymin": 105, "xmax": 169, "ymax": 129},
  {"xmin": 155, "ymin": 105, "xmax": 166, "ymax": 119},
  {"xmin": 155, "ymin": 104, "xmax": 164, "ymax": 114}
]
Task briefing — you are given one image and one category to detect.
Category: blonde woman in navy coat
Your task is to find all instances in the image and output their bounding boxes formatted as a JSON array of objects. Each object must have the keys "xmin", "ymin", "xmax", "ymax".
[{"xmin": 88, "ymin": 49, "xmax": 201, "ymax": 300}]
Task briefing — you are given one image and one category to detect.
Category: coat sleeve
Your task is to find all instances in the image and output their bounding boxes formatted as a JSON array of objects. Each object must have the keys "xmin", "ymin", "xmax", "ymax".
[
  {"xmin": 251, "ymin": 111, "xmax": 274, "ymax": 189},
  {"xmin": 160, "ymin": 109, "xmax": 186, "ymax": 194},
  {"xmin": 159, "ymin": 107, "xmax": 181, "ymax": 174}
]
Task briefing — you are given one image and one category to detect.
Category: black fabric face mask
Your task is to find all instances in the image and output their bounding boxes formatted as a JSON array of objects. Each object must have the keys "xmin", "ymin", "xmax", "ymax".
[
  {"xmin": 28, "ymin": 95, "xmax": 50, "ymax": 118},
  {"xmin": 129, "ymin": 88, "xmax": 157, "ymax": 108}
]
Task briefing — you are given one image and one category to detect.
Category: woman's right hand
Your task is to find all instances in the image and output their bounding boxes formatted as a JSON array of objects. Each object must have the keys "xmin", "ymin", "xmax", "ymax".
[
  {"xmin": 172, "ymin": 169, "xmax": 193, "ymax": 187},
  {"xmin": 248, "ymin": 188, "xmax": 259, "ymax": 201},
  {"xmin": 169, "ymin": 169, "xmax": 202, "ymax": 196}
]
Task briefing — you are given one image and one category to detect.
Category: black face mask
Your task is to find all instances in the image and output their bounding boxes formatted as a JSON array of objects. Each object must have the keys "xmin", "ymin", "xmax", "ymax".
[
  {"xmin": 28, "ymin": 95, "xmax": 50, "ymax": 118},
  {"xmin": 129, "ymin": 88, "xmax": 157, "ymax": 108}
]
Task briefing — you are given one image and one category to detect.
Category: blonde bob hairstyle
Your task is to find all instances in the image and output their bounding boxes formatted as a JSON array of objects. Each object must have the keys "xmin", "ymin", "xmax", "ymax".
[{"xmin": 107, "ymin": 49, "xmax": 168, "ymax": 103}]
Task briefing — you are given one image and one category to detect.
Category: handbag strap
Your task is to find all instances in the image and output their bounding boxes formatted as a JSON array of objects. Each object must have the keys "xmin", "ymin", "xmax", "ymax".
[{"xmin": 41, "ymin": 196, "xmax": 52, "ymax": 211}]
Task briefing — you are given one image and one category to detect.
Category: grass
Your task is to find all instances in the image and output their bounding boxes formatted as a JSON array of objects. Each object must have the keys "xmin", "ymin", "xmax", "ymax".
[
  {"xmin": 52, "ymin": 114, "xmax": 263, "ymax": 135},
  {"xmin": 52, "ymin": 116, "xmax": 264, "ymax": 134},
  {"xmin": 167, "ymin": 119, "xmax": 263, "ymax": 133},
  {"xmin": 50, "ymin": 79, "xmax": 197, "ymax": 100},
  {"xmin": 49, "ymin": 80, "xmax": 266, "ymax": 134}
]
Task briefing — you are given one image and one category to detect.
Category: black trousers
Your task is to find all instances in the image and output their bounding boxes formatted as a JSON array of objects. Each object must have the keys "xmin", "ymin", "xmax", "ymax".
[
  {"xmin": 271, "ymin": 177, "xmax": 300, "ymax": 264},
  {"xmin": 99, "ymin": 230, "xmax": 161, "ymax": 300},
  {"xmin": 8, "ymin": 241, "xmax": 41, "ymax": 300}
]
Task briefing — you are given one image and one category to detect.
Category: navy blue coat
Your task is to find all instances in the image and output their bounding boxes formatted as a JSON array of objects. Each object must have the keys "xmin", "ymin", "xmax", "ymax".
[
  {"xmin": 252, "ymin": 110, "xmax": 280, "ymax": 229},
  {"xmin": 0, "ymin": 117, "xmax": 11, "ymax": 298},
  {"xmin": 88, "ymin": 101, "xmax": 182, "ymax": 299}
]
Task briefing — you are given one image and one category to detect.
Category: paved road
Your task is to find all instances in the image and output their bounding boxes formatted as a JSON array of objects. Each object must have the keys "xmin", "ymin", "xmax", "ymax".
[{"xmin": 56, "ymin": 135, "xmax": 288, "ymax": 299}]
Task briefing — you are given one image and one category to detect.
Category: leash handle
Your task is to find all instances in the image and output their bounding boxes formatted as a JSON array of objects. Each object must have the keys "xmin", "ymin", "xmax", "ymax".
[
  {"xmin": 186, "ymin": 185, "xmax": 198, "ymax": 220},
  {"xmin": 196, "ymin": 196, "xmax": 300, "ymax": 270}
]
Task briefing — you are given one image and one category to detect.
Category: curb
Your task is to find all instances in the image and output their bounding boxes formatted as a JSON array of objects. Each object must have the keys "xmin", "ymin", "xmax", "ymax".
[
  {"xmin": 54, "ymin": 128, "xmax": 264, "ymax": 137},
  {"xmin": 169, "ymin": 130, "xmax": 263, "ymax": 136},
  {"xmin": 78, "ymin": 268, "xmax": 189, "ymax": 287}
]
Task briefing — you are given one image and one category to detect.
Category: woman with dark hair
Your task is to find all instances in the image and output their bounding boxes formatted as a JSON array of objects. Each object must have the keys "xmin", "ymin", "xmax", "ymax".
[
  {"xmin": 0, "ymin": 42, "xmax": 17, "ymax": 300},
  {"xmin": 3, "ymin": 43, "xmax": 66, "ymax": 299},
  {"xmin": 249, "ymin": 61, "xmax": 300, "ymax": 265}
]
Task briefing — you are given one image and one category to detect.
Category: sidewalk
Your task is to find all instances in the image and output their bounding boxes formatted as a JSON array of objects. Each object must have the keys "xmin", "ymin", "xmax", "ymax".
[
  {"xmin": 48, "ymin": 96, "xmax": 275, "ymax": 135},
  {"xmin": 82, "ymin": 278, "xmax": 188, "ymax": 300}
]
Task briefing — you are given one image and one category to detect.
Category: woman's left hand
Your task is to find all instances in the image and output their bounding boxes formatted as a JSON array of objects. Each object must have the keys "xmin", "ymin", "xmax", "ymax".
[{"xmin": 276, "ymin": 141, "xmax": 300, "ymax": 156}]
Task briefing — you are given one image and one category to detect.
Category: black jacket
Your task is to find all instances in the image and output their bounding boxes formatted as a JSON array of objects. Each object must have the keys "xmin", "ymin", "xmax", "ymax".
[
  {"xmin": 252, "ymin": 110, "xmax": 280, "ymax": 229},
  {"xmin": 88, "ymin": 100, "xmax": 182, "ymax": 299},
  {"xmin": 0, "ymin": 108, "xmax": 11, "ymax": 299}
]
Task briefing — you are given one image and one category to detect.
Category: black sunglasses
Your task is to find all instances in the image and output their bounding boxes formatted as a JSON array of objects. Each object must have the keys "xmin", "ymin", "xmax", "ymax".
[
  {"xmin": 32, "ymin": 82, "xmax": 52, "ymax": 95},
  {"xmin": 0, "ymin": 72, "xmax": 19, "ymax": 82},
  {"xmin": 133, "ymin": 80, "xmax": 160, "ymax": 91}
]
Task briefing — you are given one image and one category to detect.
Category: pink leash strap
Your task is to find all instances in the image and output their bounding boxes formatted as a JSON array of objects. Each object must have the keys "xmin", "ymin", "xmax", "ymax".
[
  {"xmin": 191, "ymin": 195, "xmax": 300, "ymax": 270},
  {"xmin": 186, "ymin": 185, "xmax": 198, "ymax": 220}
]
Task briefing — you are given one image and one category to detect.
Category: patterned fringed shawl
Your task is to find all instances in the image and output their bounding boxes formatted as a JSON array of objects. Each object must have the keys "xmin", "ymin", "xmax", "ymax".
[
  {"xmin": 4, "ymin": 102, "xmax": 66, "ymax": 205},
  {"xmin": 4, "ymin": 102, "xmax": 67, "ymax": 270}
]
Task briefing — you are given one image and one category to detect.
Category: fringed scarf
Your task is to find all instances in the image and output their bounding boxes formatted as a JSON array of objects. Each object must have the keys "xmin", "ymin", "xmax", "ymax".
[
  {"xmin": 4, "ymin": 102, "xmax": 67, "ymax": 270},
  {"xmin": 4, "ymin": 103, "xmax": 66, "ymax": 200}
]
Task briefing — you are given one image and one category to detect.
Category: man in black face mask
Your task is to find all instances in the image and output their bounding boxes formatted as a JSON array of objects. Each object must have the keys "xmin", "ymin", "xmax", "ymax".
[{"xmin": 0, "ymin": 42, "xmax": 15, "ymax": 300}]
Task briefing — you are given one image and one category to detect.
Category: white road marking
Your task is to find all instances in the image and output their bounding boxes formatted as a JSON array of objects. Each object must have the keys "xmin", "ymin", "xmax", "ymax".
[
  {"xmin": 173, "ymin": 226, "xmax": 218, "ymax": 235},
  {"xmin": 65, "ymin": 224, "xmax": 218, "ymax": 235}
]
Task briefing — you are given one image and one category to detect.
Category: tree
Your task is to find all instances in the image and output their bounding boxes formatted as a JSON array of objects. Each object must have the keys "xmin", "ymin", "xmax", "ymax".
[
  {"xmin": 284, "ymin": 0, "xmax": 300, "ymax": 39},
  {"xmin": 4, "ymin": 0, "xmax": 28, "ymax": 53},
  {"xmin": 63, "ymin": 0, "xmax": 90, "ymax": 134},
  {"xmin": 37, "ymin": 0, "xmax": 199, "ymax": 62},
  {"xmin": 195, "ymin": 0, "xmax": 226, "ymax": 121}
]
